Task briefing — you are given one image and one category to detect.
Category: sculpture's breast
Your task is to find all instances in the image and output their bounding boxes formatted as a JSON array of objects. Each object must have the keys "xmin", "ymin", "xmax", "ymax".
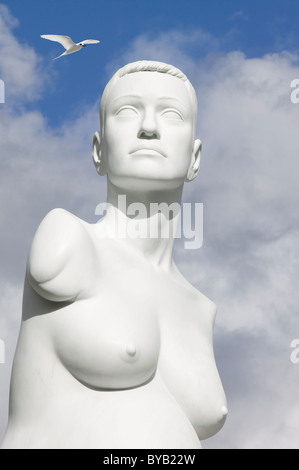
[{"xmin": 51, "ymin": 294, "xmax": 160, "ymax": 390}]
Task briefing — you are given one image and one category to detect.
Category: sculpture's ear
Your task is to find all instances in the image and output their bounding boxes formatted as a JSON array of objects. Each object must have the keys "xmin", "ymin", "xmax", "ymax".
[
  {"xmin": 92, "ymin": 131, "xmax": 107, "ymax": 176},
  {"xmin": 185, "ymin": 139, "xmax": 201, "ymax": 182}
]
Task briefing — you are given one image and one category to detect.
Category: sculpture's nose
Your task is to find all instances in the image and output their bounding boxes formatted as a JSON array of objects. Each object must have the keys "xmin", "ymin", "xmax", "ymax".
[{"xmin": 137, "ymin": 109, "xmax": 160, "ymax": 140}]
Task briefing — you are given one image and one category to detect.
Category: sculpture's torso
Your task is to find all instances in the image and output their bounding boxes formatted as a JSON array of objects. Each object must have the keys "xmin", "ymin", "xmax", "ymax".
[{"xmin": 2, "ymin": 210, "xmax": 226, "ymax": 449}]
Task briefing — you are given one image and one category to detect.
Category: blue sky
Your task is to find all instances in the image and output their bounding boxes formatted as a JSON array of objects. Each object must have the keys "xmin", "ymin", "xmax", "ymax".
[
  {"xmin": 6, "ymin": 0, "xmax": 299, "ymax": 126},
  {"xmin": 1, "ymin": 0, "xmax": 299, "ymax": 449}
]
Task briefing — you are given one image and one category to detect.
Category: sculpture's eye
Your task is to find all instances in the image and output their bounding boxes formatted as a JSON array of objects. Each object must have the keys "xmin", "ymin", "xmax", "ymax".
[
  {"xmin": 116, "ymin": 106, "xmax": 139, "ymax": 117},
  {"xmin": 161, "ymin": 109, "xmax": 183, "ymax": 121}
]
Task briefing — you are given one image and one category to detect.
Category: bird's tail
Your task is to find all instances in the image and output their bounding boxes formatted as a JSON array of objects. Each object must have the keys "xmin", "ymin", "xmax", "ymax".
[{"xmin": 53, "ymin": 51, "xmax": 67, "ymax": 60}]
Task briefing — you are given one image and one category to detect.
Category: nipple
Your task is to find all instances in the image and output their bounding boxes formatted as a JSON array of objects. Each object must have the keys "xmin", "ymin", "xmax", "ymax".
[
  {"xmin": 119, "ymin": 342, "xmax": 139, "ymax": 363},
  {"xmin": 126, "ymin": 343, "xmax": 137, "ymax": 357}
]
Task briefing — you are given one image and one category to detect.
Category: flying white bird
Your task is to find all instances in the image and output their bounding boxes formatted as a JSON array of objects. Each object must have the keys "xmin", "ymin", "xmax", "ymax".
[{"xmin": 41, "ymin": 34, "xmax": 100, "ymax": 59}]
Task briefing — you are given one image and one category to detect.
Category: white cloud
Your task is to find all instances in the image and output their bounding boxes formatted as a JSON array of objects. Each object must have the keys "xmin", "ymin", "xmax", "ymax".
[
  {"xmin": 228, "ymin": 10, "xmax": 249, "ymax": 21},
  {"xmin": 118, "ymin": 32, "xmax": 299, "ymax": 448},
  {"xmin": 104, "ymin": 28, "xmax": 219, "ymax": 81},
  {"xmin": 0, "ymin": 6, "xmax": 105, "ymax": 443},
  {"xmin": 0, "ymin": 281, "xmax": 22, "ymax": 439},
  {"xmin": 0, "ymin": 4, "xmax": 47, "ymax": 103}
]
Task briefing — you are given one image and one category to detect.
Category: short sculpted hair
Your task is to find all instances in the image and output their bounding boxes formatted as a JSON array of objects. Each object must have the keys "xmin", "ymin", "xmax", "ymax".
[{"xmin": 99, "ymin": 60, "xmax": 198, "ymax": 134}]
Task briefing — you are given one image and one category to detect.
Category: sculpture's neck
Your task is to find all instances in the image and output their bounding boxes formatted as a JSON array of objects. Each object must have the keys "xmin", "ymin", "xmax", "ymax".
[{"xmin": 105, "ymin": 180, "xmax": 183, "ymax": 270}]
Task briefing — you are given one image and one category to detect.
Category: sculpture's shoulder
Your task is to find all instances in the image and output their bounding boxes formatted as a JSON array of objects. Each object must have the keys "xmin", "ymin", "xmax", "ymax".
[
  {"xmin": 34, "ymin": 207, "xmax": 85, "ymax": 234},
  {"xmin": 28, "ymin": 208, "xmax": 86, "ymax": 281},
  {"xmin": 34, "ymin": 206, "xmax": 83, "ymax": 240},
  {"xmin": 185, "ymin": 286, "xmax": 218, "ymax": 342},
  {"xmin": 172, "ymin": 263, "xmax": 217, "ymax": 326},
  {"xmin": 196, "ymin": 289, "xmax": 217, "ymax": 325},
  {"xmin": 42, "ymin": 207, "xmax": 80, "ymax": 225},
  {"xmin": 27, "ymin": 208, "xmax": 96, "ymax": 302}
]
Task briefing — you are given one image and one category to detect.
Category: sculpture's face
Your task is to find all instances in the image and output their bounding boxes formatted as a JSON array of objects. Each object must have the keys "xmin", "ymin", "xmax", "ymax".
[{"xmin": 100, "ymin": 71, "xmax": 200, "ymax": 191}]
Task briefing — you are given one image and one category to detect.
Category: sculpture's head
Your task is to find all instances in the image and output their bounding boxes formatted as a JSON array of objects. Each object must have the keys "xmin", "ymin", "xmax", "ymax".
[{"xmin": 93, "ymin": 61, "xmax": 201, "ymax": 192}]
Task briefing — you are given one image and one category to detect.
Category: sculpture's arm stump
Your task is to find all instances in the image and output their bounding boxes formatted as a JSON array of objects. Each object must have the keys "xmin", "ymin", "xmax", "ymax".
[{"xmin": 27, "ymin": 208, "xmax": 96, "ymax": 302}]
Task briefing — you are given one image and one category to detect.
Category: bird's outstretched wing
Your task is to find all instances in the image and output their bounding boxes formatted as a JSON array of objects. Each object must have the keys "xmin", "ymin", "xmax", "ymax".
[
  {"xmin": 80, "ymin": 39, "xmax": 100, "ymax": 45},
  {"xmin": 40, "ymin": 35, "xmax": 75, "ymax": 50}
]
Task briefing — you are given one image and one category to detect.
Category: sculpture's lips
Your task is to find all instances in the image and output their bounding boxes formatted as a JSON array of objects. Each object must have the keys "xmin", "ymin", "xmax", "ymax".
[{"xmin": 129, "ymin": 146, "xmax": 166, "ymax": 158}]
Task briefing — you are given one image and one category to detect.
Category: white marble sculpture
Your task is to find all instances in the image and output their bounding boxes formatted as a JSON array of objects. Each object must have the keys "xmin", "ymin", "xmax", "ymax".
[{"xmin": 1, "ymin": 61, "xmax": 227, "ymax": 449}]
